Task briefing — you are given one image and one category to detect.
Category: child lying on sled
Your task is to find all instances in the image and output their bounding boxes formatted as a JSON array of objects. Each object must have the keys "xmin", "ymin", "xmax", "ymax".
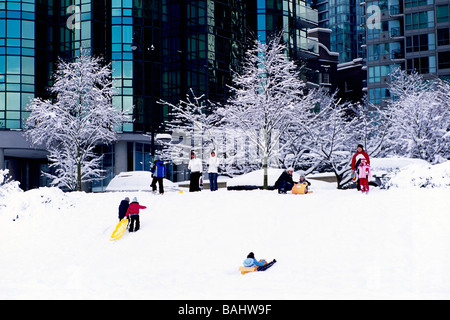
[{"xmin": 243, "ymin": 252, "xmax": 276, "ymax": 271}]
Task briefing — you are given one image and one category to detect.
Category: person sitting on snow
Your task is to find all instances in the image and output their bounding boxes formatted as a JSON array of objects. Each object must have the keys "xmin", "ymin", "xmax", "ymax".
[
  {"xmin": 243, "ymin": 252, "xmax": 276, "ymax": 271},
  {"xmin": 298, "ymin": 174, "xmax": 311, "ymax": 186},
  {"xmin": 275, "ymin": 167, "xmax": 295, "ymax": 194}
]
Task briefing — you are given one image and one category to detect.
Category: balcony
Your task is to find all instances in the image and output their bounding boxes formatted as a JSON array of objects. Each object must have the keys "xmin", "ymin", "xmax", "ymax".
[
  {"xmin": 389, "ymin": 5, "xmax": 403, "ymax": 17},
  {"xmin": 390, "ymin": 27, "xmax": 404, "ymax": 39},
  {"xmin": 390, "ymin": 49, "xmax": 405, "ymax": 61},
  {"xmin": 295, "ymin": 4, "xmax": 318, "ymax": 28},
  {"xmin": 296, "ymin": 37, "xmax": 319, "ymax": 59}
]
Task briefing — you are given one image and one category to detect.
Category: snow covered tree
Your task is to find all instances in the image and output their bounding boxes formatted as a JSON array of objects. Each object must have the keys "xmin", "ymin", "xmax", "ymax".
[
  {"xmin": 220, "ymin": 32, "xmax": 312, "ymax": 189},
  {"xmin": 158, "ymin": 89, "xmax": 220, "ymax": 167},
  {"xmin": 25, "ymin": 51, "xmax": 129, "ymax": 191},
  {"xmin": 303, "ymin": 97, "xmax": 360, "ymax": 189},
  {"xmin": 387, "ymin": 69, "xmax": 450, "ymax": 163}
]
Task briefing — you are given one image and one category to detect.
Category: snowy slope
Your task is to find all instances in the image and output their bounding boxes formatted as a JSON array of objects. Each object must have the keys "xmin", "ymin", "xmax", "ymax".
[{"xmin": 1, "ymin": 165, "xmax": 450, "ymax": 299}]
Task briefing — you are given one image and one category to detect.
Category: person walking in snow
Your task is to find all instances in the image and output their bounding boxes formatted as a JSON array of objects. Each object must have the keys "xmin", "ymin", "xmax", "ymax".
[
  {"xmin": 243, "ymin": 252, "xmax": 276, "ymax": 271},
  {"xmin": 118, "ymin": 197, "xmax": 130, "ymax": 221},
  {"xmin": 188, "ymin": 151, "xmax": 202, "ymax": 192},
  {"xmin": 355, "ymin": 158, "xmax": 371, "ymax": 193},
  {"xmin": 351, "ymin": 144, "xmax": 370, "ymax": 191},
  {"xmin": 125, "ymin": 197, "xmax": 147, "ymax": 232},
  {"xmin": 274, "ymin": 167, "xmax": 295, "ymax": 194},
  {"xmin": 151, "ymin": 156, "xmax": 165, "ymax": 195},
  {"xmin": 208, "ymin": 150, "xmax": 220, "ymax": 192}
]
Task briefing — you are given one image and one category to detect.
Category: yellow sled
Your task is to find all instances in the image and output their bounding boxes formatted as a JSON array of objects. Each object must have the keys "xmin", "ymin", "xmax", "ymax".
[
  {"xmin": 239, "ymin": 260, "xmax": 266, "ymax": 275},
  {"xmin": 292, "ymin": 182, "xmax": 313, "ymax": 195},
  {"xmin": 239, "ymin": 266, "xmax": 258, "ymax": 275},
  {"xmin": 110, "ymin": 218, "xmax": 128, "ymax": 241}
]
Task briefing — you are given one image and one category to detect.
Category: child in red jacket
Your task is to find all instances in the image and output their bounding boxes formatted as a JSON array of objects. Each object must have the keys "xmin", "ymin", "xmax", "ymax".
[{"xmin": 125, "ymin": 197, "xmax": 147, "ymax": 232}]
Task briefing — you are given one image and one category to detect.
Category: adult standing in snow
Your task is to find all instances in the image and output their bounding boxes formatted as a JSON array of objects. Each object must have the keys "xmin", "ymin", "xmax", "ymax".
[
  {"xmin": 351, "ymin": 144, "xmax": 370, "ymax": 190},
  {"xmin": 125, "ymin": 197, "xmax": 147, "ymax": 232},
  {"xmin": 208, "ymin": 151, "xmax": 220, "ymax": 192},
  {"xmin": 151, "ymin": 156, "xmax": 165, "ymax": 195},
  {"xmin": 274, "ymin": 168, "xmax": 295, "ymax": 194},
  {"xmin": 118, "ymin": 197, "xmax": 130, "ymax": 221},
  {"xmin": 188, "ymin": 151, "xmax": 202, "ymax": 192}
]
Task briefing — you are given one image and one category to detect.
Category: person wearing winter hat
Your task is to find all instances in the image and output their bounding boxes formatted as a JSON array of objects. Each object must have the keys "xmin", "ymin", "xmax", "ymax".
[
  {"xmin": 274, "ymin": 167, "xmax": 295, "ymax": 194},
  {"xmin": 351, "ymin": 144, "xmax": 370, "ymax": 191},
  {"xmin": 118, "ymin": 197, "xmax": 130, "ymax": 221},
  {"xmin": 243, "ymin": 252, "xmax": 276, "ymax": 271},
  {"xmin": 151, "ymin": 156, "xmax": 166, "ymax": 195},
  {"xmin": 125, "ymin": 197, "xmax": 147, "ymax": 232},
  {"xmin": 298, "ymin": 174, "xmax": 311, "ymax": 186}
]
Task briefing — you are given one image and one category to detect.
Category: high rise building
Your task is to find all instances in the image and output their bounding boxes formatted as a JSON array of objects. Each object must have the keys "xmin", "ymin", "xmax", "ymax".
[
  {"xmin": 363, "ymin": 0, "xmax": 450, "ymax": 106},
  {"xmin": 0, "ymin": 0, "xmax": 335, "ymax": 191},
  {"xmin": 310, "ymin": 0, "xmax": 366, "ymax": 63}
]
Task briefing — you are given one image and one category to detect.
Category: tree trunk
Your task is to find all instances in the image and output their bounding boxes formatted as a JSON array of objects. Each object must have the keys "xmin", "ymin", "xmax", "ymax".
[{"xmin": 263, "ymin": 156, "xmax": 268, "ymax": 190}]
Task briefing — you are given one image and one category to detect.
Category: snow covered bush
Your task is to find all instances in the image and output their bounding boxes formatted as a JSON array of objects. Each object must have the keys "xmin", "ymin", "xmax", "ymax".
[
  {"xmin": 0, "ymin": 169, "xmax": 21, "ymax": 198},
  {"xmin": 24, "ymin": 50, "xmax": 129, "ymax": 191},
  {"xmin": 0, "ymin": 169, "xmax": 22, "ymax": 213},
  {"xmin": 386, "ymin": 161, "xmax": 450, "ymax": 189}
]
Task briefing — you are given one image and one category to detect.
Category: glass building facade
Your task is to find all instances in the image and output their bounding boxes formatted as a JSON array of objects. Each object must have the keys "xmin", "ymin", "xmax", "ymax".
[
  {"xmin": 0, "ymin": 0, "xmax": 35, "ymax": 130},
  {"xmin": 363, "ymin": 0, "xmax": 450, "ymax": 105},
  {"xmin": 310, "ymin": 0, "xmax": 366, "ymax": 63},
  {"xmin": 1, "ymin": 0, "xmax": 330, "ymax": 190}
]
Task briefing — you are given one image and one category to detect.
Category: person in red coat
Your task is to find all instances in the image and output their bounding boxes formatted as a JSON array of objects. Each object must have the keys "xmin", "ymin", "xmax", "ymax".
[
  {"xmin": 125, "ymin": 197, "xmax": 147, "ymax": 232},
  {"xmin": 351, "ymin": 144, "xmax": 370, "ymax": 171},
  {"xmin": 351, "ymin": 144, "xmax": 370, "ymax": 191}
]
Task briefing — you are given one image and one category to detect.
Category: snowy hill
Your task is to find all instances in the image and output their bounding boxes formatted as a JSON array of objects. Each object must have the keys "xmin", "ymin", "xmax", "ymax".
[{"xmin": 1, "ymin": 163, "xmax": 450, "ymax": 299}]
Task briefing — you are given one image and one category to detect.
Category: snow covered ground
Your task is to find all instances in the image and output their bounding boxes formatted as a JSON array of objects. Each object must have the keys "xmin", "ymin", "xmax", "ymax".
[{"xmin": 1, "ymin": 162, "xmax": 450, "ymax": 300}]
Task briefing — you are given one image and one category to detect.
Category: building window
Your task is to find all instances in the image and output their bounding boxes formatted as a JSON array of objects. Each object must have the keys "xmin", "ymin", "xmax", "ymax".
[
  {"xmin": 436, "ymin": 5, "xmax": 450, "ymax": 23},
  {"xmin": 405, "ymin": 11, "xmax": 434, "ymax": 30},
  {"xmin": 368, "ymin": 65, "xmax": 389, "ymax": 84},
  {"xmin": 405, "ymin": 0, "xmax": 428, "ymax": 8},
  {"xmin": 368, "ymin": 87, "xmax": 390, "ymax": 105},
  {"xmin": 437, "ymin": 28, "xmax": 450, "ymax": 46},
  {"xmin": 406, "ymin": 34, "xmax": 435, "ymax": 52},
  {"xmin": 438, "ymin": 51, "xmax": 450, "ymax": 69},
  {"xmin": 407, "ymin": 56, "xmax": 435, "ymax": 74}
]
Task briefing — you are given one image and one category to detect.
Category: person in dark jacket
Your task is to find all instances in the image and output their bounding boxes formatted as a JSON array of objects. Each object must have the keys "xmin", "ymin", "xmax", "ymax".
[
  {"xmin": 275, "ymin": 168, "xmax": 295, "ymax": 194},
  {"xmin": 151, "ymin": 157, "xmax": 166, "ymax": 195},
  {"xmin": 118, "ymin": 197, "xmax": 130, "ymax": 221}
]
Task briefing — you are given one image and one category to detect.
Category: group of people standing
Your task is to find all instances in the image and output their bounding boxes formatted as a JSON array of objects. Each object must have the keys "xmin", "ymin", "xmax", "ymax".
[
  {"xmin": 149, "ymin": 150, "xmax": 221, "ymax": 194},
  {"xmin": 188, "ymin": 150, "xmax": 220, "ymax": 192}
]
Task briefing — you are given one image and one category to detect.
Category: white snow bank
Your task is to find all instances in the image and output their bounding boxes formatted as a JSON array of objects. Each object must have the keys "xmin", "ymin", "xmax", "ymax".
[
  {"xmin": 388, "ymin": 160, "xmax": 450, "ymax": 188},
  {"xmin": 0, "ymin": 169, "xmax": 22, "ymax": 200},
  {"xmin": 105, "ymin": 171, "xmax": 179, "ymax": 192},
  {"xmin": 0, "ymin": 187, "xmax": 74, "ymax": 221},
  {"xmin": 1, "ymin": 185, "xmax": 450, "ymax": 299},
  {"xmin": 370, "ymin": 157, "xmax": 429, "ymax": 176},
  {"xmin": 227, "ymin": 169, "xmax": 300, "ymax": 188}
]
